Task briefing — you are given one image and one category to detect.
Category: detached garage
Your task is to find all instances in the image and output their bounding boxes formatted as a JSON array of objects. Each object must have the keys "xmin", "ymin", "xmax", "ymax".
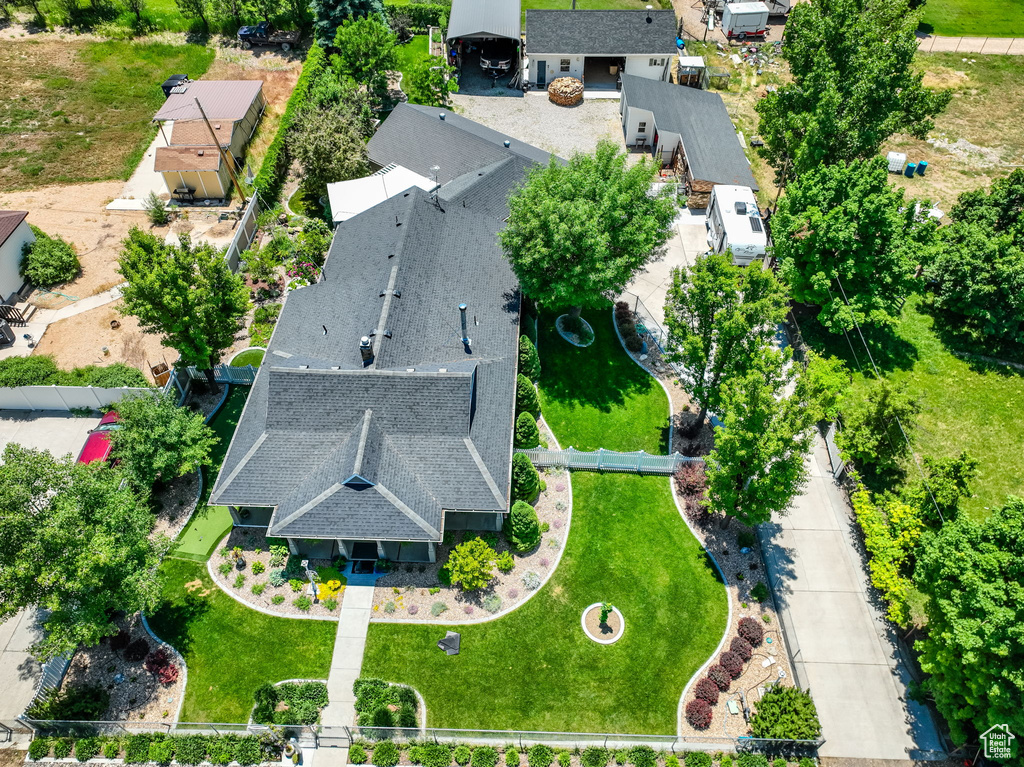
[{"xmin": 446, "ymin": 0, "xmax": 522, "ymax": 78}]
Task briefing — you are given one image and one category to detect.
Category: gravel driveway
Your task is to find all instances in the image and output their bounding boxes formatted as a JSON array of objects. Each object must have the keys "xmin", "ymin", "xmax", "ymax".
[{"xmin": 451, "ymin": 92, "xmax": 626, "ymax": 159}]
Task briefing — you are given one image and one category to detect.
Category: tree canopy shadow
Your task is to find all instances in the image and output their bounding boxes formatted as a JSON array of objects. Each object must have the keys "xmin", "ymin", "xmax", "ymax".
[{"xmin": 793, "ymin": 302, "xmax": 918, "ymax": 374}]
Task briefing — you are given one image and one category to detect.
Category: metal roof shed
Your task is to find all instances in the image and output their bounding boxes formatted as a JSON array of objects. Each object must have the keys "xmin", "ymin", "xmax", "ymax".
[{"xmin": 446, "ymin": 0, "xmax": 521, "ymax": 42}]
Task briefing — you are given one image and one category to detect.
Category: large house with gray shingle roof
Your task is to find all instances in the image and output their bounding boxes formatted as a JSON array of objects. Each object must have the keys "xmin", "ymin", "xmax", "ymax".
[{"xmin": 209, "ymin": 104, "xmax": 554, "ymax": 564}]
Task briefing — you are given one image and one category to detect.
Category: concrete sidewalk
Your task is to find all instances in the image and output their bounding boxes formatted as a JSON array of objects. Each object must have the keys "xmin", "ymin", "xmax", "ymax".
[
  {"xmin": 916, "ymin": 33, "xmax": 1024, "ymax": 55},
  {"xmin": 760, "ymin": 436, "xmax": 945, "ymax": 760},
  {"xmin": 0, "ymin": 609, "xmax": 45, "ymax": 722},
  {"xmin": 321, "ymin": 580, "xmax": 376, "ymax": 729}
]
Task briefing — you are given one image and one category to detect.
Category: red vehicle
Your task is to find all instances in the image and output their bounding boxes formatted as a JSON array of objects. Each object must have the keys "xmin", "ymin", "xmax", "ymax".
[{"xmin": 77, "ymin": 411, "xmax": 121, "ymax": 464}]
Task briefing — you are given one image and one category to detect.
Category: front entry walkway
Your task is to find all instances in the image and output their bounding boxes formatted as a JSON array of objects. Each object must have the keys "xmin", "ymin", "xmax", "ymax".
[
  {"xmin": 759, "ymin": 436, "xmax": 945, "ymax": 760},
  {"xmin": 322, "ymin": 579, "xmax": 377, "ymax": 729}
]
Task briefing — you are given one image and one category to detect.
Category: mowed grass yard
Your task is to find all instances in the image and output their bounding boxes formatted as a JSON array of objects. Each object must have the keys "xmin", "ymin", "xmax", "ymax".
[
  {"xmin": 362, "ymin": 308, "xmax": 727, "ymax": 734},
  {"xmin": 0, "ymin": 39, "xmax": 215, "ymax": 191},
  {"xmin": 919, "ymin": 0, "xmax": 1024, "ymax": 37},
  {"xmin": 805, "ymin": 294, "xmax": 1024, "ymax": 520}
]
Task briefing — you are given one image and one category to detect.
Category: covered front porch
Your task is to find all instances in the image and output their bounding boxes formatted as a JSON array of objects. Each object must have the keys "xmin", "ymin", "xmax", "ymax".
[{"xmin": 280, "ymin": 537, "xmax": 438, "ymax": 563}]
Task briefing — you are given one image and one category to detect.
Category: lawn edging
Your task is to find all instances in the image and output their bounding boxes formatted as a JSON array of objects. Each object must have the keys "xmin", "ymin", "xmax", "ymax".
[
  {"xmin": 203, "ymin": 533, "xmax": 340, "ymax": 623},
  {"xmin": 371, "ymin": 416, "xmax": 574, "ymax": 627},
  {"xmin": 610, "ymin": 308, "xmax": 733, "ymax": 739},
  {"xmin": 138, "ymin": 612, "xmax": 189, "ymax": 724}
]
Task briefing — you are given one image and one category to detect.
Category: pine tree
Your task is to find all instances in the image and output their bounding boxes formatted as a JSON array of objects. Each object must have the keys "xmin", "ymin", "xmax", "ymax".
[
  {"xmin": 514, "ymin": 411, "xmax": 540, "ymax": 449},
  {"xmin": 518, "ymin": 335, "xmax": 541, "ymax": 381}
]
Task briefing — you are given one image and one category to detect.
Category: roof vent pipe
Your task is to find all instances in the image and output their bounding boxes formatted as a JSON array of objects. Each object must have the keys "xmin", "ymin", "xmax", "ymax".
[
  {"xmin": 439, "ymin": 113, "xmax": 446, "ymax": 121},
  {"xmin": 359, "ymin": 335, "xmax": 374, "ymax": 365},
  {"xmin": 503, "ymin": 140, "xmax": 510, "ymax": 148},
  {"xmin": 459, "ymin": 303, "xmax": 472, "ymax": 351}
]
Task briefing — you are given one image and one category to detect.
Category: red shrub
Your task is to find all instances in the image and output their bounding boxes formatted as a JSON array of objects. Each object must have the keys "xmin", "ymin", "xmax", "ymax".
[
  {"xmin": 109, "ymin": 630, "xmax": 131, "ymax": 652},
  {"xmin": 123, "ymin": 638, "xmax": 149, "ymax": 662},
  {"xmin": 674, "ymin": 462, "xmax": 707, "ymax": 496},
  {"xmin": 685, "ymin": 699, "xmax": 713, "ymax": 730},
  {"xmin": 707, "ymin": 664, "xmax": 731, "ymax": 691},
  {"xmin": 730, "ymin": 636, "xmax": 753, "ymax": 662},
  {"xmin": 738, "ymin": 617, "xmax": 764, "ymax": 646},
  {"xmin": 144, "ymin": 649, "xmax": 179, "ymax": 685},
  {"xmin": 694, "ymin": 678, "xmax": 720, "ymax": 705},
  {"xmin": 719, "ymin": 650, "xmax": 744, "ymax": 679}
]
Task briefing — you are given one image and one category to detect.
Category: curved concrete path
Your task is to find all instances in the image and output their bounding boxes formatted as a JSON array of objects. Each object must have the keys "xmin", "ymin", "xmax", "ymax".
[{"xmin": 916, "ymin": 32, "xmax": 1024, "ymax": 54}]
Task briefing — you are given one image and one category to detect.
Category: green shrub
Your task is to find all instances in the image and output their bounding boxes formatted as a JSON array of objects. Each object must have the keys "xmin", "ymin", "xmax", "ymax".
[
  {"xmin": 505, "ymin": 499, "xmax": 541, "ymax": 549},
  {"xmin": 749, "ymin": 685, "xmax": 821, "ymax": 740},
  {"xmin": 558, "ymin": 754, "xmax": 571, "ymax": 767},
  {"xmin": 420, "ymin": 744, "xmax": 453, "ymax": 767},
  {"xmin": 505, "ymin": 748, "xmax": 521, "ymax": 767},
  {"xmin": 515, "ymin": 374, "xmax": 540, "ymax": 417},
  {"xmin": 209, "ymin": 736, "xmax": 237, "ymax": 765},
  {"xmin": 124, "ymin": 735, "xmax": 152, "ymax": 763},
  {"xmin": 268, "ymin": 567, "xmax": 287, "ymax": 587},
  {"xmin": 349, "ymin": 744, "xmax": 368, "ymax": 765},
  {"xmin": 627, "ymin": 747, "xmax": 656, "ymax": 767},
  {"xmin": 324, "ymin": 598, "xmax": 339, "ymax": 611},
  {"xmin": 682, "ymin": 754, "xmax": 710, "ymax": 767},
  {"xmin": 736, "ymin": 756, "xmax": 768, "ymax": 767},
  {"xmin": 289, "ymin": 578, "xmax": 305, "ymax": 592},
  {"xmin": 396, "ymin": 703, "xmax": 417, "ymax": 727},
  {"xmin": 294, "ymin": 595, "xmax": 312, "ymax": 611},
  {"xmin": 527, "ymin": 745, "xmax": 554, "ymax": 767},
  {"xmin": 446, "ymin": 537, "xmax": 497, "ymax": 591},
  {"xmin": 271, "ymin": 594, "xmax": 285, "ymax": 605},
  {"xmin": 28, "ymin": 739, "xmax": 50, "ymax": 761},
  {"xmin": 144, "ymin": 191, "xmax": 170, "ymax": 226},
  {"xmin": 383, "ymin": 1, "xmax": 447, "ymax": 29},
  {"xmin": 581, "ymin": 748, "xmax": 608, "ymax": 767},
  {"xmin": 0, "ymin": 355, "xmax": 148, "ymax": 389},
  {"xmin": 218, "ymin": 562, "xmax": 232, "ymax": 576},
  {"xmin": 798, "ymin": 759, "xmax": 815, "ymax": 767},
  {"xmin": 372, "ymin": 741, "xmax": 401, "ymax": 767},
  {"xmin": 438, "ymin": 565, "xmax": 452, "ymax": 587},
  {"xmin": 665, "ymin": 757, "xmax": 679, "ymax": 767},
  {"xmin": 251, "ymin": 582, "xmax": 266, "ymax": 596},
  {"xmin": 252, "ymin": 560, "xmax": 266, "ymax": 575},
  {"xmin": 472, "ymin": 747, "xmax": 499, "ymax": 767},
  {"xmin": 233, "ymin": 573, "xmax": 245, "ymax": 588},
  {"xmin": 518, "ymin": 335, "xmax": 541, "ymax": 380},
  {"xmin": 21, "ymin": 226, "xmax": 80, "ymax": 287},
  {"xmin": 483, "ymin": 594, "xmax": 503, "ymax": 613},
  {"xmin": 409, "ymin": 746, "xmax": 425, "ymax": 764},
  {"xmin": 269, "ymin": 544, "xmax": 289, "ymax": 567},
  {"xmin": 720, "ymin": 757, "xmax": 733, "ymax": 767},
  {"xmin": 454, "ymin": 745, "xmax": 472, "ymax": 766},
  {"xmin": 773, "ymin": 760, "xmax": 787, "ymax": 767},
  {"xmin": 496, "ymin": 550, "xmax": 515, "ymax": 573},
  {"xmin": 515, "ymin": 411, "xmax": 541, "ymax": 449},
  {"xmin": 26, "ymin": 683, "xmax": 109, "ymax": 721},
  {"xmin": 74, "ymin": 737, "xmax": 100, "ymax": 761},
  {"xmin": 0, "ymin": 355, "xmax": 62, "ymax": 387},
  {"xmin": 751, "ymin": 582, "xmax": 770, "ymax": 603},
  {"xmin": 53, "ymin": 739, "xmax": 74, "ymax": 759},
  {"xmin": 174, "ymin": 736, "xmax": 207, "ymax": 765},
  {"xmin": 148, "ymin": 739, "xmax": 174, "ymax": 764},
  {"xmin": 511, "ymin": 453, "xmax": 541, "ymax": 503},
  {"xmin": 234, "ymin": 737, "xmax": 262, "ymax": 766}
]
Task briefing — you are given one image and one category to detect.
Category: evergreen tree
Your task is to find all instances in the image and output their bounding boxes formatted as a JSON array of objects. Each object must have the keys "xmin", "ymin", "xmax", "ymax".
[
  {"xmin": 504, "ymin": 500, "xmax": 541, "ymax": 551},
  {"xmin": 518, "ymin": 335, "xmax": 541, "ymax": 381},
  {"xmin": 514, "ymin": 411, "xmax": 540, "ymax": 449}
]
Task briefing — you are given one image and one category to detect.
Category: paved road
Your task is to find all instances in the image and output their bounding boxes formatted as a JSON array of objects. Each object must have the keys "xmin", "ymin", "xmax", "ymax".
[
  {"xmin": 760, "ymin": 437, "xmax": 945, "ymax": 760},
  {"xmin": 916, "ymin": 34, "xmax": 1024, "ymax": 54}
]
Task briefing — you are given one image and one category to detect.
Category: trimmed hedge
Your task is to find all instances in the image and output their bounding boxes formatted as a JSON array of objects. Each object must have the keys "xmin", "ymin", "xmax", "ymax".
[
  {"xmin": 383, "ymin": 2, "xmax": 447, "ymax": 30},
  {"xmin": 27, "ymin": 734, "xmax": 274, "ymax": 765},
  {"xmin": 253, "ymin": 44, "xmax": 328, "ymax": 204}
]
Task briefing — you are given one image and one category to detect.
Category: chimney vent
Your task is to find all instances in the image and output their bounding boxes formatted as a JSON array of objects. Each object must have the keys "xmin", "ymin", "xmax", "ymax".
[
  {"xmin": 359, "ymin": 336, "xmax": 373, "ymax": 365},
  {"xmin": 439, "ymin": 113, "xmax": 446, "ymax": 121},
  {"xmin": 459, "ymin": 303, "xmax": 472, "ymax": 351},
  {"xmin": 503, "ymin": 140, "xmax": 511, "ymax": 148}
]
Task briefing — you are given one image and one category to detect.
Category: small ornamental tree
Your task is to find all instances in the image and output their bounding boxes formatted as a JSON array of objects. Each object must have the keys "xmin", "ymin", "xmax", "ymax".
[
  {"xmin": 738, "ymin": 617, "xmax": 764, "ymax": 646},
  {"xmin": 516, "ymin": 374, "xmax": 540, "ymax": 418},
  {"xmin": 504, "ymin": 500, "xmax": 541, "ymax": 551},
  {"xmin": 514, "ymin": 411, "xmax": 540, "ymax": 449},
  {"xmin": 445, "ymin": 537, "xmax": 497, "ymax": 591},
  {"xmin": 289, "ymin": 104, "xmax": 369, "ymax": 197},
  {"xmin": 296, "ymin": 218, "xmax": 333, "ymax": 268},
  {"xmin": 511, "ymin": 453, "xmax": 541, "ymax": 503},
  {"xmin": 406, "ymin": 57, "xmax": 460, "ymax": 108},
  {"xmin": 518, "ymin": 335, "xmax": 541, "ymax": 381},
  {"xmin": 599, "ymin": 603, "xmax": 613, "ymax": 623},
  {"xmin": 749, "ymin": 685, "xmax": 822, "ymax": 740}
]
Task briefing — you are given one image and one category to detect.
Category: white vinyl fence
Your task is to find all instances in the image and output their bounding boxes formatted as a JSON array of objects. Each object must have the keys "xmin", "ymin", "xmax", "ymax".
[
  {"xmin": 0, "ymin": 385, "xmax": 156, "ymax": 411},
  {"xmin": 224, "ymin": 193, "xmax": 261, "ymax": 272},
  {"xmin": 518, "ymin": 447, "xmax": 703, "ymax": 475}
]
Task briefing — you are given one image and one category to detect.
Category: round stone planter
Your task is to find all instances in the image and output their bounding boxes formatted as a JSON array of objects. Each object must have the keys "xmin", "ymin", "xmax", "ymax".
[
  {"xmin": 555, "ymin": 314, "xmax": 595, "ymax": 347},
  {"xmin": 582, "ymin": 603, "xmax": 624, "ymax": 645}
]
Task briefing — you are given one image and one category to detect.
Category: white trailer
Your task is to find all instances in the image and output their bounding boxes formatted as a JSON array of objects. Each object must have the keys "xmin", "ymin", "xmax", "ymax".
[
  {"xmin": 707, "ymin": 185, "xmax": 767, "ymax": 266},
  {"xmin": 721, "ymin": 2, "xmax": 769, "ymax": 40}
]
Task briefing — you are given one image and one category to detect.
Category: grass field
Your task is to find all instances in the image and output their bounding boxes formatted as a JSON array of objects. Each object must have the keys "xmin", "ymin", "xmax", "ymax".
[
  {"xmin": 148, "ymin": 558, "xmax": 336, "ymax": 722},
  {"xmin": 395, "ymin": 34, "xmax": 432, "ymax": 88},
  {"xmin": 0, "ymin": 39, "xmax": 215, "ymax": 192},
  {"xmin": 804, "ymin": 295, "xmax": 1024, "ymax": 519},
  {"xmin": 919, "ymin": 0, "xmax": 1024, "ymax": 38},
  {"xmin": 362, "ymin": 308, "xmax": 727, "ymax": 733}
]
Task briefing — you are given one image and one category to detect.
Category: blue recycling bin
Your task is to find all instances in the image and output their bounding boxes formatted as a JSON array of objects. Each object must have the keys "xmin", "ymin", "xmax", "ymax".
[
  {"xmin": 916, "ymin": 160, "xmax": 928, "ymax": 176},
  {"xmin": 904, "ymin": 163, "xmax": 917, "ymax": 178}
]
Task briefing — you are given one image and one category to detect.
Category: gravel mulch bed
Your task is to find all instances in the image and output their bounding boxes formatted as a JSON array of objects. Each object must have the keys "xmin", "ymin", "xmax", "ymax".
[
  {"xmin": 150, "ymin": 470, "xmax": 201, "ymax": 542},
  {"xmin": 371, "ymin": 422, "xmax": 571, "ymax": 622},
  {"xmin": 59, "ymin": 615, "xmax": 184, "ymax": 722},
  {"xmin": 184, "ymin": 386, "xmax": 224, "ymax": 420},
  {"xmin": 208, "ymin": 528, "xmax": 344, "ymax": 619}
]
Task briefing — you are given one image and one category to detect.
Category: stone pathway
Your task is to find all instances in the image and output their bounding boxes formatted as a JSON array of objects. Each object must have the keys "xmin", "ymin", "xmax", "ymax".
[
  {"xmin": 321, "ymin": 578, "xmax": 379, "ymax": 729},
  {"xmin": 916, "ymin": 33, "xmax": 1024, "ymax": 54}
]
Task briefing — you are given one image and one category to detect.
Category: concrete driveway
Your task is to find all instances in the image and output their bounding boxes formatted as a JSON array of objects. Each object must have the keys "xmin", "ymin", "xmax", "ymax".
[
  {"xmin": 760, "ymin": 437, "xmax": 945, "ymax": 760},
  {"xmin": 0, "ymin": 410, "xmax": 97, "ymax": 461},
  {"xmin": 0, "ymin": 609, "xmax": 45, "ymax": 721}
]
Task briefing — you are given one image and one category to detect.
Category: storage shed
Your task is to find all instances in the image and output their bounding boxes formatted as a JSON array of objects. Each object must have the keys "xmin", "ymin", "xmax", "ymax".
[{"xmin": 0, "ymin": 211, "xmax": 33, "ymax": 304}]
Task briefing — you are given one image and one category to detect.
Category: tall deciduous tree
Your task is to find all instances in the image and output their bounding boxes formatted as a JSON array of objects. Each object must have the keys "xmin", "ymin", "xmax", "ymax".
[
  {"xmin": 704, "ymin": 347, "xmax": 828, "ymax": 526},
  {"xmin": 663, "ymin": 252, "xmax": 789, "ymax": 435},
  {"xmin": 835, "ymin": 377, "xmax": 920, "ymax": 475},
  {"xmin": 0, "ymin": 445, "xmax": 165, "ymax": 661},
  {"xmin": 118, "ymin": 229, "xmax": 249, "ymax": 391},
  {"xmin": 109, "ymin": 392, "xmax": 218, "ymax": 490},
  {"xmin": 311, "ymin": 0, "xmax": 381, "ymax": 44},
  {"xmin": 925, "ymin": 169, "xmax": 1024, "ymax": 345},
  {"xmin": 771, "ymin": 157, "xmax": 933, "ymax": 333},
  {"xmin": 754, "ymin": 0, "xmax": 950, "ymax": 180},
  {"xmin": 289, "ymin": 104, "xmax": 368, "ymax": 195},
  {"xmin": 210, "ymin": 0, "xmax": 243, "ymax": 26},
  {"xmin": 406, "ymin": 56, "xmax": 459, "ymax": 107},
  {"xmin": 500, "ymin": 141, "xmax": 675, "ymax": 318},
  {"xmin": 174, "ymin": 0, "xmax": 208, "ymax": 29},
  {"xmin": 914, "ymin": 497, "xmax": 1024, "ymax": 745}
]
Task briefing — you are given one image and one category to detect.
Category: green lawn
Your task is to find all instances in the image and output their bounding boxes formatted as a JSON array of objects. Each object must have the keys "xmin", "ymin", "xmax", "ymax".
[
  {"xmin": 0, "ymin": 40, "xmax": 215, "ymax": 191},
  {"xmin": 920, "ymin": 0, "xmax": 1024, "ymax": 37},
  {"xmin": 230, "ymin": 349, "xmax": 266, "ymax": 368},
  {"xmin": 362, "ymin": 308, "xmax": 727, "ymax": 734},
  {"xmin": 805, "ymin": 295, "xmax": 1024, "ymax": 518},
  {"xmin": 148, "ymin": 558, "xmax": 336, "ymax": 723},
  {"xmin": 395, "ymin": 35, "xmax": 432, "ymax": 88},
  {"xmin": 537, "ymin": 308, "xmax": 670, "ymax": 454}
]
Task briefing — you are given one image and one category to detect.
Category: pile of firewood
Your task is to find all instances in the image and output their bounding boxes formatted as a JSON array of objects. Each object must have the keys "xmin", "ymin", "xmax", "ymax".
[{"xmin": 548, "ymin": 77, "xmax": 583, "ymax": 106}]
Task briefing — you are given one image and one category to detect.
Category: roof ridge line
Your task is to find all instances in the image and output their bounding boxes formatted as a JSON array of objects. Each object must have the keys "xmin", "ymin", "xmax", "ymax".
[
  {"xmin": 373, "ymin": 483, "xmax": 441, "ymax": 539},
  {"xmin": 353, "ymin": 409, "xmax": 373, "ymax": 475},
  {"xmin": 273, "ymin": 482, "xmax": 345, "ymax": 530},
  {"xmin": 463, "ymin": 437, "xmax": 507, "ymax": 507},
  {"xmin": 209, "ymin": 432, "xmax": 268, "ymax": 503}
]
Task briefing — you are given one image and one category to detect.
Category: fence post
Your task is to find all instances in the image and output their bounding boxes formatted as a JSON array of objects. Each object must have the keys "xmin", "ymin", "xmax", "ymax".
[{"xmin": 597, "ymin": 448, "xmax": 604, "ymax": 471}]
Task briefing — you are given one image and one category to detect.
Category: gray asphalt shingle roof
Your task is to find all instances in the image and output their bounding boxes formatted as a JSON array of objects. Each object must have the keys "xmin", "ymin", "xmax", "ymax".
[
  {"xmin": 525, "ymin": 10, "xmax": 678, "ymax": 55},
  {"xmin": 210, "ymin": 112, "xmax": 552, "ymax": 542},
  {"xmin": 620, "ymin": 74, "xmax": 759, "ymax": 190}
]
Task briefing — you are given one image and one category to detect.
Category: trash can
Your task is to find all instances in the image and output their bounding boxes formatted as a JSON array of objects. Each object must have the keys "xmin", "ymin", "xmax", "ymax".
[
  {"xmin": 916, "ymin": 160, "xmax": 928, "ymax": 176},
  {"xmin": 904, "ymin": 163, "xmax": 917, "ymax": 178}
]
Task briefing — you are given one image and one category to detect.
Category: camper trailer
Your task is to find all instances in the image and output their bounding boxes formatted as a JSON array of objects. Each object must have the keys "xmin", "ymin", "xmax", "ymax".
[
  {"xmin": 707, "ymin": 185, "xmax": 767, "ymax": 266},
  {"xmin": 721, "ymin": 2, "xmax": 769, "ymax": 40}
]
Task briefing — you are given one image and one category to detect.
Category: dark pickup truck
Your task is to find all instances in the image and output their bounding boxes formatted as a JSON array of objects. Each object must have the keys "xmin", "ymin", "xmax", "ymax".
[{"xmin": 237, "ymin": 21, "xmax": 301, "ymax": 51}]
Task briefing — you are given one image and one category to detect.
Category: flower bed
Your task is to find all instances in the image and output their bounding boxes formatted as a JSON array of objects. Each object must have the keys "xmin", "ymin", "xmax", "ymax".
[
  {"xmin": 371, "ymin": 421, "xmax": 570, "ymax": 622},
  {"xmin": 207, "ymin": 528, "xmax": 345, "ymax": 619},
  {"xmin": 26, "ymin": 732, "xmax": 280, "ymax": 765}
]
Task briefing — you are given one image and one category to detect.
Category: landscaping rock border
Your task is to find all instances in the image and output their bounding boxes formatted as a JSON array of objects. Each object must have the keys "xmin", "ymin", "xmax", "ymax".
[{"xmin": 581, "ymin": 603, "xmax": 625, "ymax": 645}]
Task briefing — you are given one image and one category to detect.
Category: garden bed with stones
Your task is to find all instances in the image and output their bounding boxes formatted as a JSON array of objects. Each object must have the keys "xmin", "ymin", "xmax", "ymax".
[
  {"xmin": 371, "ymin": 422, "xmax": 571, "ymax": 622},
  {"xmin": 56, "ymin": 615, "xmax": 184, "ymax": 722},
  {"xmin": 150, "ymin": 470, "xmax": 201, "ymax": 542},
  {"xmin": 207, "ymin": 528, "xmax": 344, "ymax": 619}
]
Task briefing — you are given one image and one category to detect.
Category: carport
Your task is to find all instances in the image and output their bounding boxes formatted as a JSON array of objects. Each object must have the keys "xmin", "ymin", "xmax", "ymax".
[{"xmin": 446, "ymin": 0, "xmax": 523, "ymax": 92}]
